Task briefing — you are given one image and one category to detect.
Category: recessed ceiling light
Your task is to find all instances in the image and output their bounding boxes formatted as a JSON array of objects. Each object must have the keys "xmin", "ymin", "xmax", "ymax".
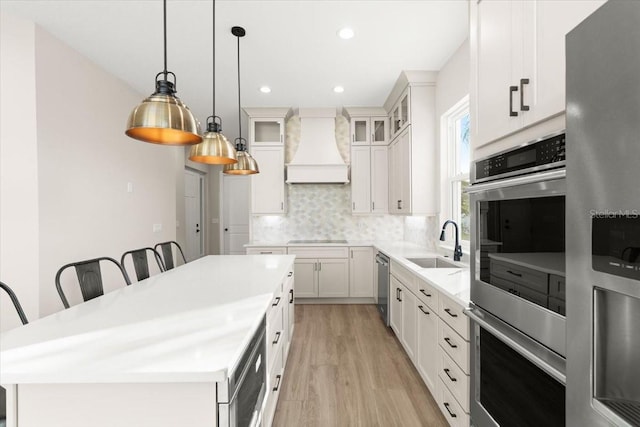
[
  {"xmin": 260, "ymin": 86, "xmax": 271, "ymax": 93},
  {"xmin": 337, "ymin": 27, "xmax": 354, "ymax": 40},
  {"xmin": 333, "ymin": 86, "xmax": 344, "ymax": 93}
]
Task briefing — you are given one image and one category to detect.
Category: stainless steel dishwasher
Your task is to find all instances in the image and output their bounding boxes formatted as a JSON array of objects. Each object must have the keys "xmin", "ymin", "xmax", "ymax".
[{"xmin": 375, "ymin": 252, "xmax": 390, "ymax": 326}]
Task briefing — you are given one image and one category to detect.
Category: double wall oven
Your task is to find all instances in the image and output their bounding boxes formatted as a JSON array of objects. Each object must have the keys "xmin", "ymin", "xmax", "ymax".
[{"xmin": 466, "ymin": 132, "xmax": 567, "ymax": 427}]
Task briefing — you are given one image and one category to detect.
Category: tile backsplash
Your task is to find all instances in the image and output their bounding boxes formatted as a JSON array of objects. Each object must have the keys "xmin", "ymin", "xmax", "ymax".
[{"xmin": 251, "ymin": 113, "xmax": 438, "ymax": 247}]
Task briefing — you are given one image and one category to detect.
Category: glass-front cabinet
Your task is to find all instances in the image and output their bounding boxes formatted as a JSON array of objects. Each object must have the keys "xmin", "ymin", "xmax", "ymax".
[
  {"xmin": 250, "ymin": 118, "xmax": 284, "ymax": 145},
  {"xmin": 390, "ymin": 89, "xmax": 410, "ymax": 140},
  {"xmin": 371, "ymin": 116, "xmax": 388, "ymax": 145}
]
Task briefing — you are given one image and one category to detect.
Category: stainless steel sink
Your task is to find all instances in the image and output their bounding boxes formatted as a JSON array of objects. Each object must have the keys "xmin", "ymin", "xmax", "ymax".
[{"xmin": 406, "ymin": 257, "xmax": 458, "ymax": 268}]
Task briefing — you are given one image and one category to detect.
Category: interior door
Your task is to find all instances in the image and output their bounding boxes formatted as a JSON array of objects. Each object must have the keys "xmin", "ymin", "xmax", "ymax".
[
  {"xmin": 222, "ymin": 174, "xmax": 250, "ymax": 255},
  {"xmin": 184, "ymin": 169, "xmax": 204, "ymax": 261}
]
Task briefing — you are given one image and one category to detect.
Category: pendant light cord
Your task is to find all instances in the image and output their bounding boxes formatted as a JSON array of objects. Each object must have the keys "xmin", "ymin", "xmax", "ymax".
[
  {"xmin": 163, "ymin": 0, "xmax": 168, "ymax": 76},
  {"xmin": 212, "ymin": 0, "xmax": 216, "ymax": 116},
  {"xmin": 237, "ymin": 32, "xmax": 242, "ymax": 147}
]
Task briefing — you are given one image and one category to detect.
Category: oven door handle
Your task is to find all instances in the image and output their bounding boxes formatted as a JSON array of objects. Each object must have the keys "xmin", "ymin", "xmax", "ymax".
[
  {"xmin": 467, "ymin": 168, "xmax": 566, "ymax": 194},
  {"xmin": 465, "ymin": 306, "xmax": 566, "ymax": 384}
]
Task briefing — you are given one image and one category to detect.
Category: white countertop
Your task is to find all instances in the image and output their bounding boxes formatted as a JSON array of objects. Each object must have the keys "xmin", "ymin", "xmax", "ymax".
[
  {"xmin": 488, "ymin": 252, "xmax": 566, "ymax": 276},
  {"xmin": 245, "ymin": 240, "xmax": 471, "ymax": 306},
  {"xmin": 0, "ymin": 255, "xmax": 295, "ymax": 385}
]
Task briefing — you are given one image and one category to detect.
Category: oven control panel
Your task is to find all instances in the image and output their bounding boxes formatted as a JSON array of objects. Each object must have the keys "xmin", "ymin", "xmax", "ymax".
[{"xmin": 474, "ymin": 133, "xmax": 565, "ymax": 183}]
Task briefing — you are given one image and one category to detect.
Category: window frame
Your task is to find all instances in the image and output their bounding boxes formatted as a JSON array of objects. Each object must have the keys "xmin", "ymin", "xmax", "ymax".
[{"xmin": 439, "ymin": 95, "xmax": 470, "ymax": 252}]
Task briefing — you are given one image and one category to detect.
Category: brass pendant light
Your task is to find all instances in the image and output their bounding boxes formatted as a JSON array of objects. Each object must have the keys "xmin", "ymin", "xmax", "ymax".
[
  {"xmin": 189, "ymin": 0, "xmax": 237, "ymax": 164},
  {"xmin": 126, "ymin": 0, "xmax": 202, "ymax": 145},
  {"xmin": 224, "ymin": 26, "xmax": 260, "ymax": 175}
]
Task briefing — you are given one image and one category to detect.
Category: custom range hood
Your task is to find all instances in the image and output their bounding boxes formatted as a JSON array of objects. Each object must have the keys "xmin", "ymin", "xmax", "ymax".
[{"xmin": 286, "ymin": 108, "xmax": 349, "ymax": 184}]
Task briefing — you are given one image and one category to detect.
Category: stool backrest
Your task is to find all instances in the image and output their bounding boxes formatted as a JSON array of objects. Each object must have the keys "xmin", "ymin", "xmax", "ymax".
[
  {"xmin": 154, "ymin": 241, "xmax": 187, "ymax": 270},
  {"xmin": 55, "ymin": 257, "xmax": 131, "ymax": 309},
  {"xmin": 120, "ymin": 247, "xmax": 165, "ymax": 282},
  {"xmin": 0, "ymin": 281, "xmax": 28, "ymax": 325}
]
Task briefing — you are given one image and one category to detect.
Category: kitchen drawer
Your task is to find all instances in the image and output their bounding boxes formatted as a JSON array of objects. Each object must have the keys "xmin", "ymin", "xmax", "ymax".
[
  {"xmin": 287, "ymin": 247, "xmax": 348, "ymax": 259},
  {"xmin": 267, "ymin": 301, "xmax": 284, "ymax": 373},
  {"xmin": 416, "ymin": 277, "xmax": 439, "ymax": 311},
  {"xmin": 390, "ymin": 261, "xmax": 415, "ymax": 290},
  {"xmin": 548, "ymin": 296, "xmax": 566, "ymax": 316},
  {"xmin": 246, "ymin": 247, "xmax": 287, "ymax": 255},
  {"xmin": 491, "ymin": 259, "xmax": 548, "ymax": 294},
  {"xmin": 549, "ymin": 274, "xmax": 565, "ymax": 299},
  {"xmin": 438, "ymin": 319, "xmax": 469, "ymax": 373},
  {"xmin": 263, "ymin": 343, "xmax": 284, "ymax": 427},
  {"xmin": 437, "ymin": 378, "xmax": 470, "ymax": 427},
  {"xmin": 438, "ymin": 293, "xmax": 469, "ymax": 341},
  {"xmin": 439, "ymin": 350, "xmax": 470, "ymax": 412}
]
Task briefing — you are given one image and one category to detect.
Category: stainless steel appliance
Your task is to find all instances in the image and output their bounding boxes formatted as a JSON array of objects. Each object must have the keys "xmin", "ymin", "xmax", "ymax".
[
  {"xmin": 218, "ymin": 316, "xmax": 266, "ymax": 427},
  {"xmin": 466, "ymin": 132, "xmax": 567, "ymax": 427},
  {"xmin": 375, "ymin": 252, "xmax": 390, "ymax": 326},
  {"xmin": 566, "ymin": 2, "xmax": 640, "ymax": 425}
]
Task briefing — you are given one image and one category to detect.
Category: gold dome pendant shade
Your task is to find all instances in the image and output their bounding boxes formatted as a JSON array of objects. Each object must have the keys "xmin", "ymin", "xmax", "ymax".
[
  {"xmin": 189, "ymin": 116, "xmax": 237, "ymax": 164},
  {"xmin": 223, "ymin": 138, "xmax": 259, "ymax": 175},
  {"xmin": 223, "ymin": 27, "xmax": 259, "ymax": 175},
  {"xmin": 125, "ymin": 0, "xmax": 202, "ymax": 146},
  {"xmin": 126, "ymin": 75, "xmax": 202, "ymax": 145}
]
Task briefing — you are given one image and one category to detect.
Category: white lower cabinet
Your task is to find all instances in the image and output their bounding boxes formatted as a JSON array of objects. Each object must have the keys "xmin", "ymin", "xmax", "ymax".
[
  {"xmin": 390, "ymin": 276, "xmax": 403, "ymax": 337},
  {"xmin": 389, "ymin": 261, "xmax": 470, "ymax": 427},
  {"xmin": 416, "ymin": 301, "xmax": 439, "ymax": 393},
  {"xmin": 262, "ymin": 268, "xmax": 295, "ymax": 427},
  {"xmin": 349, "ymin": 247, "xmax": 374, "ymax": 297},
  {"xmin": 288, "ymin": 247, "xmax": 349, "ymax": 298}
]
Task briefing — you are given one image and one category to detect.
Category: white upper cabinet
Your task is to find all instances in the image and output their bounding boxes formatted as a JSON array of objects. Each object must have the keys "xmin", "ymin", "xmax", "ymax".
[
  {"xmin": 471, "ymin": 0, "xmax": 606, "ymax": 149},
  {"xmin": 370, "ymin": 146, "xmax": 389, "ymax": 214},
  {"xmin": 371, "ymin": 116, "xmax": 389, "ymax": 145},
  {"xmin": 350, "ymin": 118, "xmax": 371, "ymax": 145},
  {"xmin": 245, "ymin": 108, "xmax": 292, "ymax": 147},
  {"xmin": 350, "ymin": 146, "xmax": 372, "ymax": 214},
  {"xmin": 245, "ymin": 107, "xmax": 292, "ymax": 214},
  {"xmin": 251, "ymin": 146, "xmax": 286, "ymax": 214}
]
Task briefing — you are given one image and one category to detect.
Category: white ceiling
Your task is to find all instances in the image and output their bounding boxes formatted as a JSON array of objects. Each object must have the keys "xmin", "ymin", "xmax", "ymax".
[{"xmin": 0, "ymin": 0, "xmax": 469, "ymax": 139}]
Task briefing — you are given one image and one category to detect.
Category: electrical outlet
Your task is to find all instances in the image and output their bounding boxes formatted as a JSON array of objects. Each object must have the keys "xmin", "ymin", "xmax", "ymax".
[
  {"xmin": 211, "ymin": 218, "xmax": 219, "ymax": 224},
  {"xmin": 127, "ymin": 182, "xmax": 133, "ymax": 193},
  {"xmin": 153, "ymin": 223, "xmax": 162, "ymax": 232}
]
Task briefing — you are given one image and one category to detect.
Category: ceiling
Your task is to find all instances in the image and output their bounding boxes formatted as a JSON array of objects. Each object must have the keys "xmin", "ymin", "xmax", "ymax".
[{"xmin": 1, "ymin": 0, "xmax": 469, "ymax": 140}]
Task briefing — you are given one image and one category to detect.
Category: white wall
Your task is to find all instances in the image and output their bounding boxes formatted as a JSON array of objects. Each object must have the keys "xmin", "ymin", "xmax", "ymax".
[
  {"xmin": 436, "ymin": 39, "xmax": 470, "ymax": 122},
  {"xmin": 0, "ymin": 13, "xmax": 40, "ymax": 331},
  {"xmin": 34, "ymin": 26, "xmax": 180, "ymax": 315}
]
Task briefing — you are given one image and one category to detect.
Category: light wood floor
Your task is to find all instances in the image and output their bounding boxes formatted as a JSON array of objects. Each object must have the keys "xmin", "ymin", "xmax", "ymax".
[{"xmin": 272, "ymin": 304, "xmax": 448, "ymax": 427}]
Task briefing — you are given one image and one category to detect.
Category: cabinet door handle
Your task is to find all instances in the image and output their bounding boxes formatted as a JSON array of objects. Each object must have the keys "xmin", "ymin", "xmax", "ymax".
[
  {"xmin": 444, "ymin": 308, "xmax": 458, "ymax": 318},
  {"xmin": 273, "ymin": 374, "xmax": 282, "ymax": 392},
  {"xmin": 443, "ymin": 402, "xmax": 457, "ymax": 418},
  {"xmin": 353, "ymin": 202, "xmax": 355, "ymax": 210},
  {"xmin": 444, "ymin": 337, "xmax": 458, "ymax": 349},
  {"xmin": 509, "ymin": 85, "xmax": 519, "ymax": 117},
  {"xmin": 506, "ymin": 270, "xmax": 522, "ymax": 278},
  {"xmin": 444, "ymin": 368, "xmax": 457, "ymax": 382},
  {"xmin": 318, "ymin": 262, "xmax": 321, "ymax": 271},
  {"xmin": 288, "ymin": 271, "xmax": 293, "ymax": 277},
  {"xmin": 520, "ymin": 78, "xmax": 530, "ymax": 111},
  {"xmin": 272, "ymin": 331, "xmax": 281, "ymax": 345},
  {"xmin": 398, "ymin": 288, "xmax": 402, "ymax": 302},
  {"xmin": 419, "ymin": 289, "xmax": 432, "ymax": 298},
  {"xmin": 289, "ymin": 289, "xmax": 294, "ymax": 303},
  {"xmin": 280, "ymin": 134, "xmax": 283, "ymax": 143},
  {"xmin": 281, "ymin": 202, "xmax": 284, "ymax": 210},
  {"xmin": 396, "ymin": 288, "xmax": 400, "ymax": 301},
  {"xmin": 397, "ymin": 200, "xmax": 402, "ymax": 209},
  {"xmin": 272, "ymin": 297, "xmax": 281, "ymax": 306},
  {"xmin": 418, "ymin": 305, "xmax": 430, "ymax": 315},
  {"xmin": 372, "ymin": 201, "xmax": 375, "ymax": 210}
]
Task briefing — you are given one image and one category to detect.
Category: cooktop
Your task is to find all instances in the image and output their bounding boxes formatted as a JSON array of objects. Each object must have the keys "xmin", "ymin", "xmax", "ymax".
[{"xmin": 288, "ymin": 239, "xmax": 348, "ymax": 244}]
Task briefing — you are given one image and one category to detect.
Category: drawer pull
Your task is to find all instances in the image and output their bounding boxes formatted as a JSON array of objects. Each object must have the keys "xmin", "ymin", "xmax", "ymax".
[
  {"xmin": 444, "ymin": 337, "xmax": 458, "ymax": 349},
  {"xmin": 289, "ymin": 289, "xmax": 294, "ymax": 303},
  {"xmin": 444, "ymin": 368, "xmax": 457, "ymax": 382},
  {"xmin": 272, "ymin": 331, "xmax": 281, "ymax": 345},
  {"xmin": 443, "ymin": 402, "xmax": 457, "ymax": 418},
  {"xmin": 419, "ymin": 289, "xmax": 432, "ymax": 297},
  {"xmin": 260, "ymin": 251, "xmax": 273, "ymax": 254},
  {"xmin": 273, "ymin": 374, "xmax": 282, "ymax": 392},
  {"xmin": 506, "ymin": 270, "xmax": 523, "ymax": 278},
  {"xmin": 444, "ymin": 308, "xmax": 458, "ymax": 318},
  {"xmin": 418, "ymin": 305, "xmax": 430, "ymax": 315},
  {"xmin": 272, "ymin": 297, "xmax": 281, "ymax": 306}
]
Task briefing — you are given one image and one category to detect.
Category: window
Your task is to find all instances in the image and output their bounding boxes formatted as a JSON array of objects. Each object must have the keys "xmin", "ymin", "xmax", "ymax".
[{"xmin": 441, "ymin": 96, "xmax": 470, "ymax": 244}]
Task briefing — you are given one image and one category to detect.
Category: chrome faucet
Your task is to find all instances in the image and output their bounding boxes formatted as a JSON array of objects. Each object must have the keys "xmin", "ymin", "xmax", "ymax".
[{"xmin": 439, "ymin": 220, "xmax": 463, "ymax": 262}]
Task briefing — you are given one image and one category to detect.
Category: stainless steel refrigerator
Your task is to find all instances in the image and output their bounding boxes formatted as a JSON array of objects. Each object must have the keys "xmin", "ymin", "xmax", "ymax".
[{"xmin": 566, "ymin": 1, "xmax": 640, "ymax": 425}]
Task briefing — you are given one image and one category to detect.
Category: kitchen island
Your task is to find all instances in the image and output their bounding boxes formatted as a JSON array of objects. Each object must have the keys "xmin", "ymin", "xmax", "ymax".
[{"xmin": 0, "ymin": 255, "xmax": 295, "ymax": 427}]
